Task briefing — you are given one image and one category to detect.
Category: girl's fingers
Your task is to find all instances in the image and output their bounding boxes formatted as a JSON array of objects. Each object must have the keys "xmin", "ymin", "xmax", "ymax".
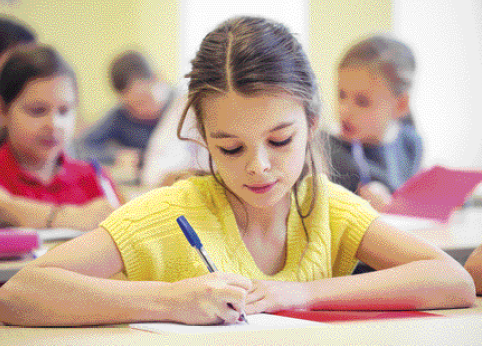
[
  {"xmin": 217, "ymin": 303, "xmax": 242, "ymax": 324},
  {"xmin": 246, "ymin": 298, "xmax": 267, "ymax": 315},
  {"xmin": 246, "ymin": 289, "xmax": 264, "ymax": 304},
  {"xmin": 217, "ymin": 272, "xmax": 253, "ymax": 291}
]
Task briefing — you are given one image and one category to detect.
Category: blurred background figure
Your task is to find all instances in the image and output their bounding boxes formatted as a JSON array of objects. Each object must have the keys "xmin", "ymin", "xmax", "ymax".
[
  {"xmin": 140, "ymin": 94, "xmax": 209, "ymax": 187},
  {"xmin": 75, "ymin": 50, "xmax": 177, "ymax": 184},
  {"xmin": 0, "ymin": 45, "xmax": 120, "ymax": 230},
  {"xmin": 327, "ymin": 34, "xmax": 423, "ymax": 212},
  {"xmin": 0, "ymin": 15, "xmax": 37, "ymax": 144}
]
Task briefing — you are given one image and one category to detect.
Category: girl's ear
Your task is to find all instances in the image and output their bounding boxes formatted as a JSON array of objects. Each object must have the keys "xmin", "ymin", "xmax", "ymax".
[
  {"xmin": 0, "ymin": 98, "xmax": 7, "ymax": 123},
  {"xmin": 308, "ymin": 114, "xmax": 321, "ymax": 137},
  {"xmin": 394, "ymin": 92, "xmax": 410, "ymax": 120}
]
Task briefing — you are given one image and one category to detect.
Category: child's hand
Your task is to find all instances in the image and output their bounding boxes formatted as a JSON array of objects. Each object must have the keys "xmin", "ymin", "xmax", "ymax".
[
  {"xmin": 245, "ymin": 280, "xmax": 309, "ymax": 314},
  {"xmin": 359, "ymin": 181, "xmax": 393, "ymax": 212},
  {"xmin": 168, "ymin": 272, "xmax": 252, "ymax": 325}
]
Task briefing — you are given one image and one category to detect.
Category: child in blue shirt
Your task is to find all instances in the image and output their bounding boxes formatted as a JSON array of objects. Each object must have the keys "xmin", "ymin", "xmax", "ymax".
[
  {"xmin": 328, "ymin": 34, "xmax": 423, "ymax": 212},
  {"xmin": 75, "ymin": 50, "xmax": 177, "ymax": 172}
]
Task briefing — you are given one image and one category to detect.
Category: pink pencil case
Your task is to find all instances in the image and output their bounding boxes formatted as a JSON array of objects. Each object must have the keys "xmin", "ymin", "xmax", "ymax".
[{"xmin": 0, "ymin": 228, "xmax": 40, "ymax": 259}]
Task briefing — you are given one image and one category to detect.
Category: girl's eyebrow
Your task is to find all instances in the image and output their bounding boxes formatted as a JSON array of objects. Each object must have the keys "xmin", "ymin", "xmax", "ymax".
[{"xmin": 210, "ymin": 121, "xmax": 295, "ymax": 139}]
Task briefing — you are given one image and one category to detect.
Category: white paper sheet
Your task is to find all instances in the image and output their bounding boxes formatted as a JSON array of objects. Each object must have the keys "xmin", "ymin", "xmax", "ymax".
[
  {"xmin": 130, "ymin": 313, "xmax": 323, "ymax": 335},
  {"xmin": 36, "ymin": 228, "xmax": 84, "ymax": 242}
]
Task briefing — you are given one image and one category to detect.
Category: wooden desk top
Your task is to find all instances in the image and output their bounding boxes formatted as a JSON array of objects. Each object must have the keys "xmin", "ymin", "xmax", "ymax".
[{"xmin": 3, "ymin": 298, "xmax": 482, "ymax": 346}]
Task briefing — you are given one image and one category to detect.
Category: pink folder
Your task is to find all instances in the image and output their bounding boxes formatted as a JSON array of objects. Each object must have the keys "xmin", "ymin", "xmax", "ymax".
[
  {"xmin": 384, "ymin": 165, "xmax": 482, "ymax": 222},
  {"xmin": 272, "ymin": 309, "xmax": 441, "ymax": 323},
  {"xmin": 0, "ymin": 228, "xmax": 40, "ymax": 259}
]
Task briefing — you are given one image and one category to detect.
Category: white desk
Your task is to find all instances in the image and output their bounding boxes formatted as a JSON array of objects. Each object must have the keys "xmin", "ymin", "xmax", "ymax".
[
  {"xmin": 2, "ymin": 298, "xmax": 482, "ymax": 346},
  {"xmin": 381, "ymin": 207, "xmax": 482, "ymax": 264}
]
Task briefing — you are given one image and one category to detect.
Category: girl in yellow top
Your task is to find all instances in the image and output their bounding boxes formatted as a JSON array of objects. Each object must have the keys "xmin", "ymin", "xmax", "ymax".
[{"xmin": 0, "ymin": 16, "xmax": 475, "ymax": 327}]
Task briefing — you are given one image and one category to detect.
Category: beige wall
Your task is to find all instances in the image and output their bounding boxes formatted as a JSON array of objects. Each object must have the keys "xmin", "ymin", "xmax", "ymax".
[
  {"xmin": 2, "ymin": 0, "xmax": 179, "ymax": 131},
  {"xmin": 2, "ymin": 0, "xmax": 389, "ymax": 131},
  {"xmin": 309, "ymin": 0, "xmax": 392, "ymax": 129}
]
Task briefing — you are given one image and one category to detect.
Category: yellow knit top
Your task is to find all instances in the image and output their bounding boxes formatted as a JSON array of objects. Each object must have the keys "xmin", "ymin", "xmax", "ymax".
[{"xmin": 101, "ymin": 175, "xmax": 378, "ymax": 282}]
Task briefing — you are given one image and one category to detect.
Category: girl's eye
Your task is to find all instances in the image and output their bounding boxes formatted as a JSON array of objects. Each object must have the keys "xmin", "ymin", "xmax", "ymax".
[
  {"xmin": 339, "ymin": 89, "xmax": 347, "ymax": 100},
  {"xmin": 355, "ymin": 95, "xmax": 370, "ymax": 108},
  {"xmin": 219, "ymin": 146, "xmax": 243, "ymax": 156},
  {"xmin": 270, "ymin": 137, "xmax": 292, "ymax": 147},
  {"xmin": 28, "ymin": 107, "xmax": 47, "ymax": 116},
  {"xmin": 58, "ymin": 106, "xmax": 70, "ymax": 116}
]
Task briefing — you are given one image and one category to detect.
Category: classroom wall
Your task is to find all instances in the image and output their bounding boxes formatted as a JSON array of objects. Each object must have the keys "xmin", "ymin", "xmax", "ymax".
[
  {"xmin": 393, "ymin": 0, "xmax": 482, "ymax": 169},
  {"xmin": 1, "ymin": 0, "xmax": 390, "ymax": 133},
  {"xmin": 1, "ymin": 0, "xmax": 179, "ymax": 131},
  {"xmin": 309, "ymin": 0, "xmax": 392, "ymax": 130}
]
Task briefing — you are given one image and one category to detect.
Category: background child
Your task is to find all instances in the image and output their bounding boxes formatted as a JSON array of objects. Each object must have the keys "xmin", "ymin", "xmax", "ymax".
[
  {"xmin": 0, "ymin": 17, "xmax": 474, "ymax": 327},
  {"xmin": 0, "ymin": 15, "xmax": 37, "ymax": 145},
  {"xmin": 0, "ymin": 45, "xmax": 120, "ymax": 231},
  {"xmin": 75, "ymin": 50, "xmax": 177, "ymax": 182},
  {"xmin": 465, "ymin": 244, "xmax": 482, "ymax": 295},
  {"xmin": 140, "ymin": 94, "xmax": 210, "ymax": 187},
  {"xmin": 328, "ymin": 34, "xmax": 423, "ymax": 212}
]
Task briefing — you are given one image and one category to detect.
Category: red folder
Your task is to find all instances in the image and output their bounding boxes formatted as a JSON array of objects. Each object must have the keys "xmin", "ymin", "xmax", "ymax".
[
  {"xmin": 384, "ymin": 165, "xmax": 482, "ymax": 222},
  {"xmin": 272, "ymin": 309, "xmax": 441, "ymax": 323}
]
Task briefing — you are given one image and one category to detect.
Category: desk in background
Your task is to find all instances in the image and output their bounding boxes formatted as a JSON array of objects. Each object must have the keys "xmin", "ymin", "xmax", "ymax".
[{"xmin": 381, "ymin": 207, "xmax": 482, "ymax": 264}]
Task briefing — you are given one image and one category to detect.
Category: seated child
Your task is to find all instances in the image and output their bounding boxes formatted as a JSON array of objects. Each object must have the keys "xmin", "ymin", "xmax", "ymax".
[
  {"xmin": 0, "ymin": 17, "xmax": 474, "ymax": 327},
  {"xmin": 0, "ymin": 15, "xmax": 37, "ymax": 144},
  {"xmin": 75, "ymin": 50, "xmax": 177, "ymax": 177},
  {"xmin": 0, "ymin": 45, "xmax": 120, "ymax": 231},
  {"xmin": 465, "ymin": 244, "xmax": 482, "ymax": 295},
  {"xmin": 328, "ymin": 34, "xmax": 423, "ymax": 212},
  {"xmin": 140, "ymin": 94, "xmax": 210, "ymax": 187}
]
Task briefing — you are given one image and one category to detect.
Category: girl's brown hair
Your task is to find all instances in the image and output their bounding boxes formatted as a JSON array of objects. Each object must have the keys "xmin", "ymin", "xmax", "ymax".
[
  {"xmin": 0, "ymin": 45, "xmax": 77, "ymax": 108},
  {"xmin": 178, "ymin": 16, "xmax": 327, "ymax": 220},
  {"xmin": 339, "ymin": 34, "xmax": 416, "ymax": 96}
]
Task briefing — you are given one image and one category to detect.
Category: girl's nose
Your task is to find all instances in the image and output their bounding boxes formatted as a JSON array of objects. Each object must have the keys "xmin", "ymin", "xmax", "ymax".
[{"xmin": 245, "ymin": 147, "xmax": 271, "ymax": 175}]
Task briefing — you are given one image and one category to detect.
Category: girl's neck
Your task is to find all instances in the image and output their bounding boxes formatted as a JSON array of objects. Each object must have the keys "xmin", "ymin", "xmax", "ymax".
[
  {"xmin": 14, "ymin": 150, "xmax": 60, "ymax": 185},
  {"xmin": 226, "ymin": 191, "xmax": 291, "ymax": 237}
]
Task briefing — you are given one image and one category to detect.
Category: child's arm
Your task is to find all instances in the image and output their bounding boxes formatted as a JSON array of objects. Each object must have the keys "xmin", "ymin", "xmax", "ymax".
[
  {"xmin": 0, "ymin": 186, "xmax": 114, "ymax": 231},
  {"xmin": 464, "ymin": 244, "xmax": 482, "ymax": 295},
  {"xmin": 246, "ymin": 218, "xmax": 476, "ymax": 313},
  {"xmin": 0, "ymin": 228, "xmax": 251, "ymax": 326}
]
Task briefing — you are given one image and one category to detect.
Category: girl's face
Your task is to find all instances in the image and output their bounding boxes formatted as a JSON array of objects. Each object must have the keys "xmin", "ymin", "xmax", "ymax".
[
  {"xmin": 202, "ymin": 91, "xmax": 309, "ymax": 211},
  {"xmin": 2, "ymin": 75, "xmax": 76, "ymax": 166},
  {"xmin": 121, "ymin": 79, "xmax": 167, "ymax": 121},
  {"xmin": 337, "ymin": 66, "xmax": 408, "ymax": 144}
]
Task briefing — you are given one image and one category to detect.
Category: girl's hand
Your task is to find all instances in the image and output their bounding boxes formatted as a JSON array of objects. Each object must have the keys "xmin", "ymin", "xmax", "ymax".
[
  {"xmin": 359, "ymin": 181, "xmax": 392, "ymax": 212},
  {"xmin": 245, "ymin": 280, "xmax": 310, "ymax": 314},
  {"xmin": 168, "ymin": 272, "xmax": 252, "ymax": 325}
]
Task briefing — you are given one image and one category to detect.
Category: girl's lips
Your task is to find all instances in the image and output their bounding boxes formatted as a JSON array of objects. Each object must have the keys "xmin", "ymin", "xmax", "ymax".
[
  {"xmin": 245, "ymin": 182, "xmax": 277, "ymax": 194},
  {"xmin": 341, "ymin": 121, "xmax": 356, "ymax": 137},
  {"xmin": 39, "ymin": 138, "xmax": 60, "ymax": 147}
]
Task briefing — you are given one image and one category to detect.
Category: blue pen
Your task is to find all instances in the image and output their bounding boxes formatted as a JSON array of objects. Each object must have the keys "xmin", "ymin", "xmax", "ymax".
[
  {"xmin": 176, "ymin": 215, "xmax": 248, "ymax": 324},
  {"xmin": 91, "ymin": 159, "xmax": 121, "ymax": 208}
]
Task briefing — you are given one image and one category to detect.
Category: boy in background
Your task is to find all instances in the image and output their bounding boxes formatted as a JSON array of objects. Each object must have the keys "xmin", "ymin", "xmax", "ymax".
[{"xmin": 76, "ymin": 50, "xmax": 176, "ymax": 182}]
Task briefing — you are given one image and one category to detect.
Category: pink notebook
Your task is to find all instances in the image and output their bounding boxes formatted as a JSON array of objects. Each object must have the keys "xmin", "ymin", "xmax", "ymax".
[
  {"xmin": 273, "ymin": 309, "xmax": 441, "ymax": 323},
  {"xmin": 384, "ymin": 165, "xmax": 482, "ymax": 222},
  {"xmin": 0, "ymin": 228, "xmax": 40, "ymax": 259}
]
